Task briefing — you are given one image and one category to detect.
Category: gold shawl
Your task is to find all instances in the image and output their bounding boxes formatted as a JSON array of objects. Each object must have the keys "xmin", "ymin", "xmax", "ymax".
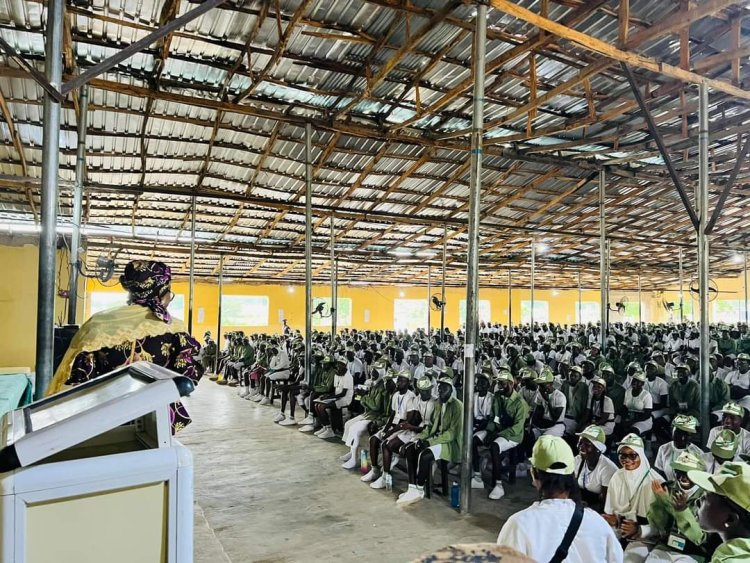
[{"xmin": 47, "ymin": 305, "xmax": 187, "ymax": 396}]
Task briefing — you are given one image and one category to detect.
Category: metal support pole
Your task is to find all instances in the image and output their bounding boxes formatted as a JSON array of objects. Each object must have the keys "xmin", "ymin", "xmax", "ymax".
[
  {"xmin": 427, "ymin": 264, "xmax": 432, "ymax": 335},
  {"xmin": 441, "ymin": 226, "xmax": 447, "ymax": 342},
  {"xmin": 305, "ymin": 122, "xmax": 313, "ymax": 387},
  {"xmin": 67, "ymin": 85, "xmax": 89, "ymax": 325},
  {"xmin": 745, "ymin": 251, "xmax": 748, "ymax": 326},
  {"xmin": 330, "ymin": 215, "xmax": 337, "ymax": 341},
  {"xmin": 679, "ymin": 248, "xmax": 684, "ymax": 323},
  {"xmin": 577, "ymin": 271, "xmax": 582, "ymax": 324},
  {"xmin": 333, "ymin": 257, "xmax": 339, "ymax": 338},
  {"xmin": 530, "ymin": 239, "xmax": 536, "ymax": 327},
  {"xmin": 606, "ymin": 240, "xmax": 611, "ymax": 335},
  {"xmin": 460, "ymin": 2, "xmax": 486, "ymax": 514},
  {"xmin": 188, "ymin": 195, "xmax": 196, "ymax": 333},
  {"xmin": 599, "ymin": 169, "xmax": 607, "ymax": 351},
  {"xmin": 638, "ymin": 272, "xmax": 642, "ymax": 325},
  {"xmin": 508, "ymin": 270, "xmax": 512, "ymax": 329},
  {"xmin": 214, "ymin": 254, "xmax": 224, "ymax": 374},
  {"xmin": 35, "ymin": 0, "xmax": 64, "ymax": 399},
  {"xmin": 698, "ymin": 82, "xmax": 711, "ymax": 445}
]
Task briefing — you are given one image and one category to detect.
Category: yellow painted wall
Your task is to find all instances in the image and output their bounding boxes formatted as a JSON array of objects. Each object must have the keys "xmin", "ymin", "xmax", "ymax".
[
  {"xmin": 84, "ymin": 273, "xmax": 748, "ymax": 340},
  {"xmin": 0, "ymin": 243, "xmax": 83, "ymax": 369}
]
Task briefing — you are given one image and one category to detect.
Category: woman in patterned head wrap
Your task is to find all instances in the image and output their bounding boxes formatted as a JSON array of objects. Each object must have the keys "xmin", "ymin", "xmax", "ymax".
[{"xmin": 48, "ymin": 260, "xmax": 202, "ymax": 432}]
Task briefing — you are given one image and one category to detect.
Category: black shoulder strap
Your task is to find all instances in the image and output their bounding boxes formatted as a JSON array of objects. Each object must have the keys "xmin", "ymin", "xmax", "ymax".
[{"xmin": 549, "ymin": 504, "xmax": 585, "ymax": 563}]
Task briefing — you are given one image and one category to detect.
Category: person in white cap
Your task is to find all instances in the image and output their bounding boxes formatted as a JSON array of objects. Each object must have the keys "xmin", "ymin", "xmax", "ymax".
[
  {"xmin": 573, "ymin": 425, "xmax": 618, "ymax": 513},
  {"xmin": 622, "ymin": 370, "xmax": 653, "ymax": 437},
  {"xmin": 531, "ymin": 369, "xmax": 567, "ymax": 438},
  {"xmin": 496, "ymin": 435, "xmax": 623, "ymax": 563},
  {"xmin": 582, "ymin": 376, "xmax": 616, "ymax": 436},
  {"xmin": 707, "ymin": 402, "xmax": 750, "ymax": 458}
]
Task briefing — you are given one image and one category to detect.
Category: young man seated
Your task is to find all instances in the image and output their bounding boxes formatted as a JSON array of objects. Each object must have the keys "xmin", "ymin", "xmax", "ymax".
[
  {"xmin": 397, "ymin": 375, "xmax": 463, "ymax": 506},
  {"xmin": 370, "ymin": 375, "xmax": 436, "ymax": 490},
  {"xmin": 530, "ymin": 369, "xmax": 567, "ymax": 439},
  {"xmin": 361, "ymin": 371, "xmax": 415, "ymax": 484},
  {"xmin": 341, "ymin": 360, "xmax": 393, "ymax": 469},
  {"xmin": 474, "ymin": 368, "xmax": 528, "ymax": 500},
  {"xmin": 706, "ymin": 402, "xmax": 750, "ymax": 457},
  {"xmin": 313, "ymin": 357, "xmax": 353, "ymax": 439},
  {"xmin": 654, "ymin": 415, "xmax": 704, "ymax": 482},
  {"xmin": 298, "ymin": 355, "xmax": 336, "ymax": 433},
  {"xmin": 258, "ymin": 342, "xmax": 291, "ymax": 406}
]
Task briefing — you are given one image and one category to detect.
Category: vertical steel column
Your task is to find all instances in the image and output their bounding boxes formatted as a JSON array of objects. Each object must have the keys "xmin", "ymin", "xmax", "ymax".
[
  {"xmin": 67, "ymin": 85, "xmax": 89, "ymax": 326},
  {"xmin": 188, "ymin": 195, "xmax": 196, "ymax": 334},
  {"xmin": 599, "ymin": 169, "xmax": 607, "ymax": 352},
  {"xmin": 679, "ymin": 248, "xmax": 684, "ymax": 323},
  {"xmin": 508, "ymin": 270, "xmax": 512, "ymax": 329},
  {"xmin": 530, "ymin": 239, "xmax": 536, "ymax": 327},
  {"xmin": 745, "ymin": 252, "xmax": 748, "ymax": 325},
  {"xmin": 441, "ymin": 226, "xmax": 447, "ymax": 341},
  {"xmin": 330, "ymin": 215, "xmax": 336, "ymax": 341},
  {"xmin": 460, "ymin": 1, "xmax": 486, "ymax": 514},
  {"xmin": 427, "ymin": 264, "xmax": 432, "ymax": 335},
  {"xmin": 577, "ymin": 271, "xmax": 582, "ymax": 325},
  {"xmin": 698, "ymin": 83, "xmax": 711, "ymax": 444},
  {"xmin": 638, "ymin": 272, "xmax": 642, "ymax": 324},
  {"xmin": 214, "ymin": 254, "xmax": 224, "ymax": 374},
  {"xmin": 305, "ymin": 123, "xmax": 313, "ymax": 386},
  {"xmin": 35, "ymin": 0, "xmax": 64, "ymax": 399}
]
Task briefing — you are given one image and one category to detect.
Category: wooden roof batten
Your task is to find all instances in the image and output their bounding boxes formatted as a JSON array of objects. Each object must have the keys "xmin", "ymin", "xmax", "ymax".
[{"xmin": 0, "ymin": 0, "xmax": 749, "ymax": 285}]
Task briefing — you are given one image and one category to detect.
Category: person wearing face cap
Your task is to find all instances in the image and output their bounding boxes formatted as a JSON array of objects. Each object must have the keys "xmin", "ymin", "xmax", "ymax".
[
  {"xmin": 622, "ymin": 370, "xmax": 654, "ymax": 438},
  {"xmin": 603, "ymin": 434, "xmax": 665, "ymax": 545},
  {"xmin": 340, "ymin": 359, "xmax": 394, "ymax": 470},
  {"xmin": 726, "ymin": 352, "xmax": 750, "ymax": 410},
  {"xmin": 573, "ymin": 425, "xmax": 618, "ymax": 513},
  {"xmin": 707, "ymin": 402, "xmax": 750, "ymax": 458},
  {"xmin": 397, "ymin": 374, "xmax": 463, "ymax": 506},
  {"xmin": 623, "ymin": 451, "xmax": 710, "ymax": 562},
  {"xmin": 654, "ymin": 415, "xmax": 705, "ymax": 482},
  {"xmin": 690, "ymin": 461, "xmax": 750, "ymax": 562},
  {"xmin": 705, "ymin": 430, "xmax": 741, "ymax": 475},
  {"xmin": 669, "ymin": 365, "xmax": 701, "ymax": 420},
  {"xmin": 531, "ymin": 369, "xmax": 567, "ymax": 439},
  {"xmin": 496, "ymin": 435, "xmax": 623, "ymax": 563},
  {"xmin": 583, "ymin": 375, "xmax": 616, "ymax": 436},
  {"xmin": 561, "ymin": 365, "xmax": 590, "ymax": 435}
]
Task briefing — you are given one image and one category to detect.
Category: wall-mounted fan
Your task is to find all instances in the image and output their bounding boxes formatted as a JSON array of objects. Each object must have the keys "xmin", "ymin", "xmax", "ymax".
[
  {"xmin": 661, "ymin": 299, "xmax": 675, "ymax": 312},
  {"xmin": 430, "ymin": 294, "xmax": 445, "ymax": 312},
  {"xmin": 689, "ymin": 278, "xmax": 719, "ymax": 302},
  {"xmin": 608, "ymin": 296, "xmax": 629, "ymax": 314}
]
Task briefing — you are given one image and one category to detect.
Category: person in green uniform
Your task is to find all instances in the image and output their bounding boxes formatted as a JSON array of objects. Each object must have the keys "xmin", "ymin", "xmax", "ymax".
[
  {"xmin": 691, "ymin": 462, "xmax": 750, "ymax": 562},
  {"xmin": 669, "ymin": 364, "xmax": 701, "ymax": 419},
  {"xmin": 601, "ymin": 364, "xmax": 626, "ymax": 424},
  {"xmin": 298, "ymin": 355, "xmax": 336, "ymax": 433},
  {"xmin": 398, "ymin": 376, "xmax": 463, "ymax": 506},
  {"xmin": 718, "ymin": 329, "xmax": 737, "ymax": 357},
  {"xmin": 561, "ymin": 365, "xmax": 589, "ymax": 435},
  {"xmin": 481, "ymin": 368, "xmax": 529, "ymax": 501}
]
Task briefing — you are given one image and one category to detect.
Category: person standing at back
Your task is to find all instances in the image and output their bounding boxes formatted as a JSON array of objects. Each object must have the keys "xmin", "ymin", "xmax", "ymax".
[{"xmin": 496, "ymin": 435, "xmax": 623, "ymax": 563}]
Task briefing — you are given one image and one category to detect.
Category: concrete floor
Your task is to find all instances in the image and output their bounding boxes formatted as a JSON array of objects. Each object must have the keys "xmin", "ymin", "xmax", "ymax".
[{"xmin": 179, "ymin": 382, "xmax": 537, "ymax": 563}]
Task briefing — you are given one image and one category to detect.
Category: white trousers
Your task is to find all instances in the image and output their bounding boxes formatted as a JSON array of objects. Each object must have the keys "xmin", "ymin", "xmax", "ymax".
[
  {"xmin": 532, "ymin": 422, "xmax": 565, "ymax": 438},
  {"xmin": 343, "ymin": 416, "xmax": 370, "ymax": 449}
]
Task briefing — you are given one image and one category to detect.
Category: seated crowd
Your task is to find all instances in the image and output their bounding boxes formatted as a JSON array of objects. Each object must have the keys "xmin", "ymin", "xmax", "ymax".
[{"xmin": 206, "ymin": 321, "xmax": 750, "ymax": 563}]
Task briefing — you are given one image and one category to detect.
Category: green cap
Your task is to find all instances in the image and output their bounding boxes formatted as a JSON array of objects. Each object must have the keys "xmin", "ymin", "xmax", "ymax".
[
  {"xmin": 618, "ymin": 433, "xmax": 645, "ymax": 452},
  {"xmin": 494, "ymin": 369, "xmax": 514, "ymax": 382},
  {"xmin": 372, "ymin": 359, "xmax": 388, "ymax": 371},
  {"xmin": 481, "ymin": 365, "xmax": 493, "ymax": 377},
  {"xmin": 672, "ymin": 450, "xmax": 706, "ymax": 473},
  {"xmin": 711, "ymin": 429, "xmax": 739, "ymax": 460},
  {"xmin": 323, "ymin": 355, "xmax": 334, "ymax": 364},
  {"xmin": 530, "ymin": 435, "xmax": 575, "ymax": 475},
  {"xmin": 416, "ymin": 376, "xmax": 434, "ymax": 390},
  {"xmin": 672, "ymin": 414, "xmax": 698, "ymax": 434},
  {"xmin": 396, "ymin": 370, "xmax": 411, "ymax": 381},
  {"xmin": 383, "ymin": 369, "xmax": 399, "ymax": 381},
  {"xmin": 535, "ymin": 370, "xmax": 554, "ymax": 384},
  {"xmin": 437, "ymin": 376, "xmax": 453, "ymax": 387},
  {"xmin": 631, "ymin": 370, "xmax": 647, "ymax": 383},
  {"xmin": 721, "ymin": 402, "xmax": 746, "ymax": 418},
  {"xmin": 688, "ymin": 462, "xmax": 750, "ymax": 511},
  {"xmin": 576, "ymin": 425, "xmax": 607, "ymax": 453},
  {"xmin": 520, "ymin": 367, "xmax": 536, "ymax": 380}
]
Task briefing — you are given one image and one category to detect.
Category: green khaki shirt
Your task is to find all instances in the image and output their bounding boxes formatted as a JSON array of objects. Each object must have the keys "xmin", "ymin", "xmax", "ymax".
[
  {"xmin": 669, "ymin": 379, "xmax": 700, "ymax": 418},
  {"xmin": 647, "ymin": 486, "xmax": 706, "ymax": 552},
  {"xmin": 710, "ymin": 376, "xmax": 730, "ymax": 412},
  {"xmin": 360, "ymin": 380, "xmax": 391, "ymax": 427},
  {"xmin": 313, "ymin": 367, "xmax": 335, "ymax": 394},
  {"xmin": 712, "ymin": 538, "xmax": 750, "ymax": 563},
  {"xmin": 486, "ymin": 390, "xmax": 528, "ymax": 444},
  {"xmin": 418, "ymin": 397, "xmax": 463, "ymax": 463},
  {"xmin": 561, "ymin": 380, "xmax": 589, "ymax": 426}
]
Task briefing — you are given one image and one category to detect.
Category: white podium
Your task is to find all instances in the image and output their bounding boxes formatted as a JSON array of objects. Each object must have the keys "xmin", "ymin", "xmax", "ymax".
[{"xmin": 0, "ymin": 362, "xmax": 195, "ymax": 563}]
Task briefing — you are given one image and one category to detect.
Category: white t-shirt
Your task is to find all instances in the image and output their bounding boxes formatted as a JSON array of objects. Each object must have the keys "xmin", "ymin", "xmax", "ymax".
[
  {"xmin": 726, "ymin": 370, "xmax": 750, "ymax": 390},
  {"xmin": 391, "ymin": 390, "xmax": 416, "ymax": 424},
  {"xmin": 624, "ymin": 388, "xmax": 653, "ymax": 414},
  {"xmin": 474, "ymin": 392, "xmax": 493, "ymax": 421},
  {"xmin": 588, "ymin": 395, "xmax": 615, "ymax": 424},
  {"xmin": 535, "ymin": 389, "xmax": 567, "ymax": 422},
  {"xmin": 574, "ymin": 454, "xmax": 618, "ymax": 495},
  {"xmin": 496, "ymin": 498, "xmax": 623, "ymax": 563},
  {"xmin": 347, "ymin": 357, "xmax": 364, "ymax": 378},
  {"xmin": 645, "ymin": 377, "xmax": 669, "ymax": 406},
  {"xmin": 333, "ymin": 371, "xmax": 354, "ymax": 406}
]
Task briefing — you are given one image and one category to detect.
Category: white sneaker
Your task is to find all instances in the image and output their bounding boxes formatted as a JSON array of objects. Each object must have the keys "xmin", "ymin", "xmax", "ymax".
[
  {"xmin": 361, "ymin": 467, "xmax": 380, "ymax": 483},
  {"xmin": 471, "ymin": 475, "xmax": 485, "ymax": 489},
  {"xmin": 314, "ymin": 427, "xmax": 327, "ymax": 436},
  {"xmin": 260, "ymin": 397, "xmax": 271, "ymax": 406},
  {"xmin": 398, "ymin": 484, "xmax": 414, "ymax": 499},
  {"xmin": 298, "ymin": 424, "xmax": 315, "ymax": 433},
  {"xmin": 339, "ymin": 452, "xmax": 352, "ymax": 462},
  {"xmin": 272, "ymin": 412, "xmax": 285, "ymax": 423},
  {"xmin": 317, "ymin": 427, "xmax": 336, "ymax": 439},
  {"xmin": 489, "ymin": 484, "xmax": 505, "ymax": 500},
  {"xmin": 342, "ymin": 456, "xmax": 358, "ymax": 470},
  {"xmin": 251, "ymin": 394, "xmax": 263, "ymax": 403},
  {"xmin": 300, "ymin": 415, "xmax": 315, "ymax": 425},
  {"xmin": 278, "ymin": 417, "xmax": 297, "ymax": 426},
  {"xmin": 396, "ymin": 486, "xmax": 424, "ymax": 506},
  {"xmin": 238, "ymin": 386, "xmax": 249, "ymax": 398},
  {"xmin": 370, "ymin": 475, "xmax": 387, "ymax": 489}
]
